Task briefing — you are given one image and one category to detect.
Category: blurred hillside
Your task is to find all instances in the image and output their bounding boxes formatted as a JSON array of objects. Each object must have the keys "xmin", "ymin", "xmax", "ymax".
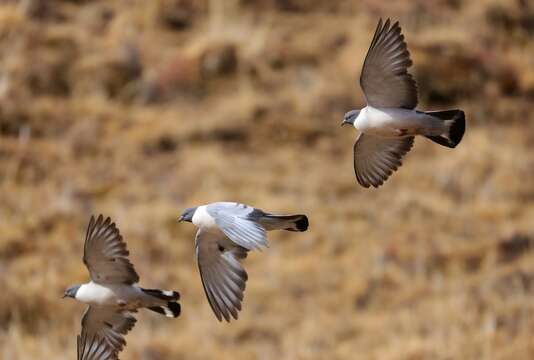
[{"xmin": 1, "ymin": 0, "xmax": 534, "ymax": 359}]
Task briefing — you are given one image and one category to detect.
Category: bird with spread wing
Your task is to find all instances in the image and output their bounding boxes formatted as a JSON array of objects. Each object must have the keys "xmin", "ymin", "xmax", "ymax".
[
  {"xmin": 178, "ymin": 202, "xmax": 309, "ymax": 322},
  {"xmin": 63, "ymin": 215, "xmax": 181, "ymax": 359},
  {"xmin": 342, "ymin": 18, "xmax": 465, "ymax": 188}
]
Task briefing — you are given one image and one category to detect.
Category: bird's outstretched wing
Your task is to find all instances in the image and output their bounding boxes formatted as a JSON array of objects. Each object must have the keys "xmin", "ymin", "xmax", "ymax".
[
  {"xmin": 206, "ymin": 202, "xmax": 268, "ymax": 251},
  {"xmin": 360, "ymin": 18, "xmax": 418, "ymax": 109},
  {"xmin": 353, "ymin": 134, "xmax": 414, "ymax": 188},
  {"xmin": 78, "ymin": 306, "xmax": 137, "ymax": 359},
  {"xmin": 83, "ymin": 215, "xmax": 139, "ymax": 285},
  {"xmin": 77, "ymin": 332, "xmax": 116, "ymax": 360},
  {"xmin": 195, "ymin": 227, "xmax": 248, "ymax": 322}
]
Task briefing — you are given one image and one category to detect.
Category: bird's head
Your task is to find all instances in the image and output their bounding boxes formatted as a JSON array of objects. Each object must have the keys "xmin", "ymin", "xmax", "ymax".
[
  {"xmin": 63, "ymin": 284, "xmax": 81, "ymax": 299},
  {"xmin": 177, "ymin": 207, "xmax": 197, "ymax": 223},
  {"xmin": 341, "ymin": 109, "xmax": 359, "ymax": 127}
]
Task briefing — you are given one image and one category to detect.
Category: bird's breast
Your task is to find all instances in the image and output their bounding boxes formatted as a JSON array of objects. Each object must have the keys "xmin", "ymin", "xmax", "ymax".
[
  {"xmin": 356, "ymin": 106, "xmax": 425, "ymax": 137},
  {"xmin": 76, "ymin": 282, "xmax": 118, "ymax": 306},
  {"xmin": 192, "ymin": 206, "xmax": 217, "ymax": 228}
]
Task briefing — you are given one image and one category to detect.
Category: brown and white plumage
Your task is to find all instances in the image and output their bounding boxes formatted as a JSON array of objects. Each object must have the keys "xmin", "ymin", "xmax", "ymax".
[
  {"xmin": 342, "ymin": 18, "xmax": 466, "ymax": 188},
  {"xmin": 65, "ymin": 215, "xmax": 181, "ymax": 360},
  {"xmin": 179, "ymin": 202, "xmax": 309, "ymax": 322}
]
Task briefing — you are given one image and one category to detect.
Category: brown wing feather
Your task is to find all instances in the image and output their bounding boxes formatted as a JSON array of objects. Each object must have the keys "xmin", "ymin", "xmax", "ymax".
[
  {"xmin": 196, "ymin": 228, "xmax": 248, "ymax": 322},
  {"xmin": 83, "ymin": 215, "xmax": 139, "ymax": 285},
  {"xmin": 360, "ymin": 18, "xmax": 418, "ymax": 109},
  {"xmin": 353, "ymin": 134, "xmax": 414, "ymax": 188},
  {"xmin": 79, "ymin": 307, "xmax": 137, "ymax": 360}
]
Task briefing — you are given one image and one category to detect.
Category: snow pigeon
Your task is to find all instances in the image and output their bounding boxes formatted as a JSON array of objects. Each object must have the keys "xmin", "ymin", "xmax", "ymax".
[
  {"xmin": 178, "ymin": 202, "xmax": 308, "ymax": 322},
  {"xmin": 64, "ymin": 215, "xmax": 181, "ymax": 359},
  {"xmin": 342, "ymin": 18, "xmax": 465, "ymax": 188}
]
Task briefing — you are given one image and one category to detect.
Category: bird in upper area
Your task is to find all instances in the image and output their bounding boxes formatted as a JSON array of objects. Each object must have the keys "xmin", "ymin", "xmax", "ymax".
[
  {"xmin": 64, "ymin": 215, "xmax": 181, "ymax": 360},
  {"xmin": 341, "ymin": 18, "xmax": 466, "ymax": 188},
  {"xmin": 178, "ymin": 202, "xmax": 309, "ymax": 322}
]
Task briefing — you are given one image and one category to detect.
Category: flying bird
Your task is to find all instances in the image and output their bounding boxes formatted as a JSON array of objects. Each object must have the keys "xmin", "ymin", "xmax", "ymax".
[
  {"xmin": 64, "ymin": 215, "xmax": 181, "ymax": 360},
  {"xmin": 342, "ymin": 18, "xmax": 466, "ymax": 188},
  {"xmin": 178, "ymin": 202, "xmax": 308, "ymax": 322}
]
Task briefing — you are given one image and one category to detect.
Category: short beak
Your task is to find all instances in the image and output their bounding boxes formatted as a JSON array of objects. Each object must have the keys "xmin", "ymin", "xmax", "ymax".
[
  {"xmin": 62, "ymin": 294, "xmax": 67, "ymax": 298},
  {"xmin": 341, "ymin": 120, "xmax": 349, "ymax": 127},
  {"xmin": 177, "ymin": 215, "xmax": 184, "ymax": 222}
]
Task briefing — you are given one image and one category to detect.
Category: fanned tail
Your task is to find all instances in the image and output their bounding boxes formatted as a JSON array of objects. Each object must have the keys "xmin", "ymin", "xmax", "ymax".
[{"xmin": 424, "ymin": 109, "xmax": 465, "ymax": 148}]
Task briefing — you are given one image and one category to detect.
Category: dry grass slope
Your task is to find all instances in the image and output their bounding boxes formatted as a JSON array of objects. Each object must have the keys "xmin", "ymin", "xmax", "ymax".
[{"xmin": 1, "ymin": 0, "xmax": 534, "ymax": 359}]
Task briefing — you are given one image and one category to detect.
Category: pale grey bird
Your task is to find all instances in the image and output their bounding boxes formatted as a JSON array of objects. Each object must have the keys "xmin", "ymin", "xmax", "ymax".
[
  {"xmin": 64, "ymin": 215, "xmax": 181, "ymax": 360},
  {"xmin": 178, "ymin": 202, "xmax": 309, "ymax": 322},
  {"xmin": 342, "ymin": 18, "xmax": 465, "ymax": 188}
]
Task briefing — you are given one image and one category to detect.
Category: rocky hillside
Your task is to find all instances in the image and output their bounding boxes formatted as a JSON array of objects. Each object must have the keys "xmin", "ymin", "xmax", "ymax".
[{"xmin": 1, "ymin": 0, "xmax": 533, "ymax": 359}]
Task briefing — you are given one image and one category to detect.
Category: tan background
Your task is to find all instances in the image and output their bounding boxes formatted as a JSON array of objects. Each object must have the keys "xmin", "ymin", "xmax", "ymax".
[{"xmin": 1, "ymin": 0, "xmax": 534, "ymax": 359}]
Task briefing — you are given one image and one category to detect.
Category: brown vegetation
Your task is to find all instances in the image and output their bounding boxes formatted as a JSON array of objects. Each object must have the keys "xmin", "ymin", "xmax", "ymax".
[{"xmin": 1, "ymin": 0, "xmax": 533, "ymax": 359}]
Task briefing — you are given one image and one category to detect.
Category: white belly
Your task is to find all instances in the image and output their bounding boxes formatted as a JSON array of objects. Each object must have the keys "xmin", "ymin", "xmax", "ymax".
[
  {"xmin": 192, "ymin": 205, "xmax": 217, "ymax": 228},
  {"xmin": 355, "ymin": 106, "xmax": 436, "ymax": 137},
  {"xmin": 76, "ymin": 282, "xmax": 142, "ymax": 307}
]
